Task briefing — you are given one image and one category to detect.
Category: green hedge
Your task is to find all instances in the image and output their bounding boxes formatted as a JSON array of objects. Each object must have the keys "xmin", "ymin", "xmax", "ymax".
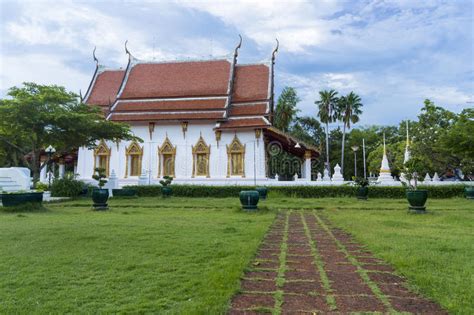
[{"xmin": 123, "ymin": 184, "xmax": 468, "ymax": 199}]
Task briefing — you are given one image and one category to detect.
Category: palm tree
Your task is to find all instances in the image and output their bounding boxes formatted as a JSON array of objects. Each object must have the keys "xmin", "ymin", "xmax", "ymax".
[
  {"xmin": 315, "ymin": 89, "xmax": 339, "ymax": 175},
  {"xmin": 274, "ymin": 87, "xmax": 300, "ymax": 132},
  {"xmin": 338, "ymin": 91, "xmax": 363, "ymax": 176}
]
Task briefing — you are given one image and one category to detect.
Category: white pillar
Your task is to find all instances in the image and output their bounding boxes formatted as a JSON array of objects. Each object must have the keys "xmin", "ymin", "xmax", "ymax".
[
  {"xmin": 58, "ymin": 161, "xmax": 65, "ymax": 178},
  {"xmin": 304, "ymin": 151, "xmax": 312, "ymax": 181},
  {"xmin": 40, "ymin": 161, "xmax": 47, "ymax": 183}
]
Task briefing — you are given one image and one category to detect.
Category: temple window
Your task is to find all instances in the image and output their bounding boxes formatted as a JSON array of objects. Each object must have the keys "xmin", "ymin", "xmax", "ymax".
[
  {"xmin": 125, "ymin": 141, "xmax": 143, "ymax": 177},
  {"xmin": 158, "ymin": 137, "xmax": 176, "ymax": 177},
  {"xmin": 227, "ymin": 135, "xmax": 245, "ymax": 177},
  {"xmin": 93, "ymin": 140, "xmax": 111, "ymax": 177},
  {"xmin": 192, "ymin": 136, "xmax": 210, "ymax": 177}
]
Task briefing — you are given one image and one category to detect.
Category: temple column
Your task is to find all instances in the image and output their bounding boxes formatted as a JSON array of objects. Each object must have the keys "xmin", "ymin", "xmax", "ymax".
[
  {"xmin": 40, "ymin": 157, "xmax": 47, "ymax": 183},
  {"xmin": 58, "ymin": 159, "xmax": 65, "ymax": 178},
  {"xmin": 304, "ymin": 150, "xmax": 312, "ymax": 180}
]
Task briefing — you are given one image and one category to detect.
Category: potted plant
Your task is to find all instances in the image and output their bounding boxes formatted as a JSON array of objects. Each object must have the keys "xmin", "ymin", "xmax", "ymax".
[
  {"xmin": 91, "ymin": 167, "xmax": 109, "ymax": 210},
  {"xmin": 353, "ymin": 177, "xmax": 369, "ymax": 200},
  {"xmin": 160, "ymin": 176, "xmax": 173, "ymax": 198},
  {"xmin": 404, "ymin": 157, "xmax": 428, "ymax": 213},
  {"xmin": 0, "ymin": 190, "xmax": 44, "ymax": 207},
  {"xmin": 239, "ymin": 190, "xmax": 260, "ymax": 210},
  {"xmin": 464, "ymin": 185, "xmax": 474, "ymax": 200},
  {"xmin": 255, "ymin": 187, "xmax": 268, "ymax": 200}
]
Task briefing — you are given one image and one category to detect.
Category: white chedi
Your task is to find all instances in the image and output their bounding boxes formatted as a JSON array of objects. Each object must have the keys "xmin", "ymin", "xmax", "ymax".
[
  {"xmin": 377, "ymin": 133, "xmax": 395, "ymax": 183},
  {"xmin": 432, "ymin": 172, "xmax": 440, "ymax": 181},
  {"xmin": 322, "ymin": 168, "xmax": 330, "ymax": 181},
  {"xmin": 317, "ymin": 172, "xmax": 323, "ymax": 181},
  {"xmin": 332, "ymin": 163, "xmax": 344, "ymax": 181},
  {"xmin": 424, "ymin": 173, "xmax": 432, "ymax": 182}
]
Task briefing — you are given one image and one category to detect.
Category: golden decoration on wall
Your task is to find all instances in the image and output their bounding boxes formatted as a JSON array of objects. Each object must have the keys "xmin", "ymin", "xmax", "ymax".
[
  {"xmin": 304, "ymin": 150, "xmax": 312, "ymax": 159},
  {"xmin": 125, "ymin": 141, "xmax": 143, "ymax": 178},
  {"xmin": 215, "ymin": 130, "xmax": 222, "ymax": 147},
  {"xmin": 227, "ymin": 135, "xmax": 245, "ymax": 177},
  {"xmin": 158, "ymin": 137, "xmax": 176, "ymax": 177},
  {"xmin": 181, "ymin": 121, "xmax": 188, "ymax": 138},
  {"xmin": 148, "ymin": 122, "xmax": 155, "ymax": 140},
  {"xmin": 192, "ymin": 136, "xmax": 210, "ymax": 178},
  {"xmin": 93, "ymin": 140, "xmax": 111, "ymax": 177}
]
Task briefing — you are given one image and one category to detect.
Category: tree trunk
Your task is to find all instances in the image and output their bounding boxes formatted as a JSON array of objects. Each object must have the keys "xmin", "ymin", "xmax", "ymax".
[
  {"xmin": 325, "ymin": 122, "xmax": 330, "ymax": 176},
  {"xmin": 341, "ymin": 123, "xmax": 346, "ymax": 178}
]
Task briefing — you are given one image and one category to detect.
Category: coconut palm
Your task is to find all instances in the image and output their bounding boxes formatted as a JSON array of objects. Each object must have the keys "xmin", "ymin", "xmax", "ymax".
[
  {"xmin": 274, "ymin": 87, "xmax": 300, "ymax": 132},
  {"xmin": 338, "ymin": 91, "xmax": 363, "ymax": 176},
  {"xmin": 315, "ymin": 89, "xmax": 339, "ymax": 175}
]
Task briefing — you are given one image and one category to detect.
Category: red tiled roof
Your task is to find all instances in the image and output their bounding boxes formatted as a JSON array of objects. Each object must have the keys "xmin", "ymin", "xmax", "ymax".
[
  {"xmin": 217, "ymin": 118, "xmax": 270, "ymax": 129},
  {"xmin": 120, "ymin": 60, "xmax": 231, "ymax": 99},
  {"xmin": 231, "ymin": 65, "xmax": 270, "ymax": 102},
  {"xmin": 109, "ymin": 111, "xmax": 225, "ymax": 122},
  {"xmin": 86, "ymin": 70, "xmax": 124, "ymax": 106},
  {"xmin": 228, "ymin": 102, "xmax": 268, "ymax": 116},
  {"xmin": 114, "ymin": 98, "xmax": 227, "ymax": 112}
]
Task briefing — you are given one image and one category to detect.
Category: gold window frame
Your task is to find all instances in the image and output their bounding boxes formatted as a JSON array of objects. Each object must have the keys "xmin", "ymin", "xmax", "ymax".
[
  {"xmin": 125, "ymin": 141, "xmax": 143, "ymax": 178},
  {"xmin": 192, "ymin": 136, "xmax": 210, "ymax": 178},
  {"xmin": 227, "ymin": 135, "xmax": 246, "ymax": 177},
  {"xmin": 93, "ymin": 140, "xmax": 111, "ymax": 177},
  {"xmin": 158, "ymin": 137, "xmax": 176, "ymax": 177}
]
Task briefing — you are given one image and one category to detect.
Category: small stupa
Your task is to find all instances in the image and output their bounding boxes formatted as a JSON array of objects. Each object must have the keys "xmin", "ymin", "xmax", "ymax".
[
  {"xmin": 377, "ymin": 133, "xmax": 395, "ymax": 184},
  {"xmin": 332, "ymin": 164, "xmax": 344, "ymax": 181}
]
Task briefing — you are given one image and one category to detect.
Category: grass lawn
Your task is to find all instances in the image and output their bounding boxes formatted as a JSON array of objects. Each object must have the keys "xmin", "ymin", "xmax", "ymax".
[
  {"xmin": 0, "ymin": 198, "xmax": 274, "ymax": 314},
  {"xmin": 0, "ymin": 196, "xmax": 472, "ymax": 314}
]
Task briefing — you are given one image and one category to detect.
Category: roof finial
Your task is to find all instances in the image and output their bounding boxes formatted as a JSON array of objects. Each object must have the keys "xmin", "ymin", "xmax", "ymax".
[
  {"xmin": 234, "ymin": 34, "xmax": 242, "ymax": 58},
  {"xmin": 79, "ymin": 89, "xmax": 83, "ymax": 103},
  {"xmin": 383, "ymin": 132, "xmax": 386, "ymax": 155},
  {"xmin": 272, "ymin": 38, "xmax": 279, "ymax": 63},
  {"xmin": 93, "ymin": 46, "xmax": 98, "ymax": 66},
  {"xmin": 125, "ymin": 40, "xmax": 131, "ymax": 56}
]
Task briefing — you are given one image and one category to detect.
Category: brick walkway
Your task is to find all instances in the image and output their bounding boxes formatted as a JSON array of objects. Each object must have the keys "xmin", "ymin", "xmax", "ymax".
[{"xmin": 228, "ymin": 211, "xmax": 447, "ymax": 314}]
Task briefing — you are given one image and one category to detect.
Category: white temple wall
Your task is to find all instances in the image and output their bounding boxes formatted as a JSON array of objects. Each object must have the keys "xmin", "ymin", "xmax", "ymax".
[{"xmin": 76, "ymin": 122, "xmax": 265, "ymax": 184}]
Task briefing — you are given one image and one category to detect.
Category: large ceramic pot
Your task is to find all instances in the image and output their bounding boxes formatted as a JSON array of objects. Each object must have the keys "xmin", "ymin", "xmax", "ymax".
[
  {"xmin": 464, "ymin": 186, "xmax": 474, "ymax": 200},
  {"xmin": 357, "ymin": 187, "xmax": 369, "ymax": 200},
  {"xmin": 92, "ymin": 188, "xmax": 109, "ymax": 210},
  {"xmin": 161, "ymin": 186, "xmax": 172, "ymax": 198},
  {"xmin": 239, "ymin": 190, "xmax": 260, "ymax": 210},
  {"xmin": 112, "ymin": 188, "xmax": 137, "ymax": 197},
  {"xmin": 406, "ymin": 190, "xmax": 428, "ymax": 213},
  {"xmin": 256, "ymin": 187, "xmax": 268, "ymax": 200},
  {"xmin": 0, "ymin": 192, "xmax": 43, "ymax": 207}
]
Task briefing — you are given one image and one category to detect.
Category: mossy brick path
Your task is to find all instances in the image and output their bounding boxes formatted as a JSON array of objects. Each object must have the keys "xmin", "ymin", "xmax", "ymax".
[{"xmin": 228, "ymin": 210, "xmax": 447, "ymax": 314}]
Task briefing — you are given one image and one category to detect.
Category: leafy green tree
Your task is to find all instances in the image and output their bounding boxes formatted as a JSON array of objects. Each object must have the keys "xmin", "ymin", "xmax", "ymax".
[
  {"xmin": 435, "ymin": 108, "xmax": 474, "ymax": 176},
  {"xmin": 0, "ymin": 83, "xmax": 139, "ymax": 181},
  {"xmin": 315, "ymin": 89, "xmax": 339, "ymax": 175},
  {"xmin": 274, "ymin": 87, "xmax": 300, "ymax": 132},
  {"xmin": 337, "ymin": 92, "xmax": 363, "ymax": 177}
]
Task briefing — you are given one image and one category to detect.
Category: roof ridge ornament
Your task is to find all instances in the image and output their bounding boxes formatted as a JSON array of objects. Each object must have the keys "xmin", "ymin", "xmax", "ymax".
[
  {"xmin": 234, "ymin": 34, "xmax": 242, "ymax": 58},
  {"xmin": 271, "ymin": 38, "xmax": 279, "ymax": 64},
  {"xmin": 79, "ymin": 89, "xmax": 83, "ymax": 103},
  {"xmin": 93, "ymin": 46, "xmax": 99, "ymax": 66},
  {"xmin": 125, "ymin": 40, "xmax": 132, "ymax": 58}
]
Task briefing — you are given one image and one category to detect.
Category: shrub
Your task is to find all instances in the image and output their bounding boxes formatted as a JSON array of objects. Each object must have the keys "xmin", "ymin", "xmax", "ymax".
[
  {"xmin": 34, "ymin": 182, "xmax": 49, "ymax": 191},
  {"xmin": 123, "ymin": 184, "xmax": 467, "ymax": 199},
  {"xmin": 50, "ymin": 176, "xmax": 84, "ymax": 198}
]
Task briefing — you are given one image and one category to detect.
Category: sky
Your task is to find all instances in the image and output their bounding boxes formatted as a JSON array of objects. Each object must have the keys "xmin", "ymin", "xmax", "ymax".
[{"xmin": 0, "ymin": 0, "xmax": 473, "ymax": 127}]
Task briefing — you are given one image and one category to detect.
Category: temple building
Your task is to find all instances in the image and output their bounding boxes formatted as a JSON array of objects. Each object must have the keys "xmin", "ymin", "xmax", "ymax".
[{"xmin": 76, "ymin": 39, "xmax": 319, "ymax": 186}]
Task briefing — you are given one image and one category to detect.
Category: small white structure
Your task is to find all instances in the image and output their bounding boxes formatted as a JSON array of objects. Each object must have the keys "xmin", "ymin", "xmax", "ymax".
[
  {"xmin": 322, "ymin": 168, "xmax": 330, "ymax": 181},
  {"xmin": 432, "ymin": 172, "xmax": 440, "ymax": 181},
  {"xmin": 332, "ymin": 164, "xmax": 344, "ymax": 182},
  {"xmin": 400, "ymin": 121, "xmax": 411, "ymax": 184},
  {"xmin": 0, "ymin": 167, "xmax": 31, "ymax": 192},
  {"xmin": 377, "ymin": 133, "xmax": 395, "ymax": 184},
  {"xmin": 424, "ymin": 173, "xmax": 432, "ymax": 182}
]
